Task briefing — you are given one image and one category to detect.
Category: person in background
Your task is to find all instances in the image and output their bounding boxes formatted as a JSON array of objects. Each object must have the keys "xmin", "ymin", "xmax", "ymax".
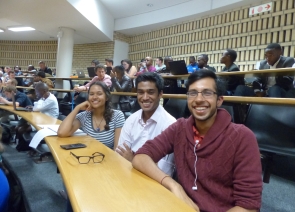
[
  {"xmin": 256, "ymin": 43, "xmax": 295, "ymax": 97},
  {"xmin": 3, "ymin": 67, "xmax": 11, "ymax": 78},
  {"xmin": 74, "ymin": 64, "xmax": 112, "ymax": 91},
  {"xmin": 15, "ymin": 83, "xmax": 59, "ymax": 145},
  {"xmin": 0, "ymin": 71, "xmax": 3, "ymax": 83},
  {"xmin": 110, "ymin": 65, "xmax": 133, "ymax": 112},
  {"xmin": 137, "ymin": 58, "xmax": 146, "ymax": 72},
  {"xmin": 14, "ymin": 66, "xmax": 22, "ymax": 76},
  {"xmin": 0, "ymin": 140, "xmax": 9, "ymax": 175},
  {"xmin": 155, "ymin": 57, "xmax": 166, "ymax": 71},
  {"xmin": 24, "ymin": 65, "xmax": 36, "ymax": 87},
  {"xmin": 187, "ymin": 56, "xmax": 199, "ymax": 73},
  {"xmin": 91, "ymin": 59, "xmax": 100, "ymax": 67},
  {"xmin": 33, "ymin": 71, "xmax": 54, "ymax": 88},
  {"xmin": 132, "ymin": 70, "xmax": 262, "ymax": 211},
  {"xmin": 52, "ymin": 68, "xmax": 56, "ymax": 77},
  {"xmin": 38, "ymin": 61, "xmax": 52, "ymax": 76},
  {"xmin": 197, "ymin": 54, "xmax": 216, "ymax": 72},
  {"xmin": 122, "ymin": 59, "xmax": 137, "ymax": 78},
  {"xmin": 220, "ymin": 49, "xmax": 246, "ymax": 96},
  {"xmin": 105, "ymin": 58, "xmax": 113, "ymax": 67},
  {"xmin": 116, "ymin": 72, "xmax": 176, "ymax": 176},
  {"xmin": 5, "ymin": 79, "xmax": 18, "ymax": 87},
  {"xmin": 137, "ymin": 56, "xmax": 156, "ymax": 75},
  {"xmin": 4, "ymin": 70, "xmax": 15, "ymax": 83}
]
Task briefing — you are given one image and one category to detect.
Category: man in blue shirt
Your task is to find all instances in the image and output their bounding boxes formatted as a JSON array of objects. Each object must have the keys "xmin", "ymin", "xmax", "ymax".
[{"xmin": 186, "ymin": 56, "xmax": 199, "ymax": 73}]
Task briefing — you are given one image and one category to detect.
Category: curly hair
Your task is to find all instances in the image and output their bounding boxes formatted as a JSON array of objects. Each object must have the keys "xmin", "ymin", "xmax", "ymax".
[{"xmin": 88, "ymin": 81, "xmax": 113, "ymax": 131}]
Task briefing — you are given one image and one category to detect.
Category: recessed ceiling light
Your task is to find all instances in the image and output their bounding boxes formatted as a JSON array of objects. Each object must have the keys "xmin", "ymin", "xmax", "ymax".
[
  {"xmin": 8, "ymin": 27, "xmax": 35, "ymax": 32},
  {"xmin": 147, "ymin": 3, "xmax": 153, "ymax": 7},
  {"xmin": 0, "ymin": 29, "xmax": 4, "ymax": 32}
]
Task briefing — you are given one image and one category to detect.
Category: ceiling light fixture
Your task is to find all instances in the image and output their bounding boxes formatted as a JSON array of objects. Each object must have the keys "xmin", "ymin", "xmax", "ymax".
[
  {"xmin": 147, "ymin": 3, "xmax": 153, "ymax": 7},
  {"xmin": 8, "ymin": 27, "xmax": 35, "ymax": 32},
  {"xmin": 0, "ymin": 29, "xmax": 4, "ymax": 32}
]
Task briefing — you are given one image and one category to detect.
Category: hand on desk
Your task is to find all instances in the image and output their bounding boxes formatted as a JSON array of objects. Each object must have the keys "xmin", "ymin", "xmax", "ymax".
[
  {"xmin": 116, "ymin": 142, "xmax": 134, "ymax": 162},
  {"xmin": 0, "ymin": 97, "xmax": 8, "ymax": 104},
  {"xmin": 164, "ymin": 179, "xmax": 200, "ymax": 211},
  {"xmin": 73, "ymin": 86, "xmax": 84, "ymax": 92}
]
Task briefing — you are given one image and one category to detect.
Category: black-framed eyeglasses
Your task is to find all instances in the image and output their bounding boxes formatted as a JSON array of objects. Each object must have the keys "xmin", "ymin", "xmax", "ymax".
[
  {"xmin": 70, "ymin": 152, "xmax": 105, "ymax": 164},
  {"xmin": 187, "ymin": 90, "xmax": 217, "ymax": 99}
]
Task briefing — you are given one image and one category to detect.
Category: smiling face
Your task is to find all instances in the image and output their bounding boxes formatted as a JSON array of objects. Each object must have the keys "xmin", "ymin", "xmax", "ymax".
[
  {"xmin": 137, "ymin": 81, "xmax": 162, "ymax": 118},
  {"xmin": 88, "ymin": 84, "xmax": 107, "ymax": 109},
  {"xmin": 187, "ymin": 77, "xmax": 223, "ymax": 127}
]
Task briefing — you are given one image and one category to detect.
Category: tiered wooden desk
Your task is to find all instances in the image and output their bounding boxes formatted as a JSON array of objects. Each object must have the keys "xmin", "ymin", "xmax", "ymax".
[{"xmin": 0, "ymin": 105, "xmax": 194, "ymax": 212}]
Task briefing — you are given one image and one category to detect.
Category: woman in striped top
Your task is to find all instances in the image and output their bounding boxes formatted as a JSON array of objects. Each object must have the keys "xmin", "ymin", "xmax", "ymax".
[{"xmin": 58, "ymin": 81, "xmax": 125, "ymax": 149}]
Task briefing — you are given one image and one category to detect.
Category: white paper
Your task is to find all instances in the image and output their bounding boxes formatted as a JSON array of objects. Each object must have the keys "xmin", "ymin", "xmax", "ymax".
[
  {"xmin": 29, "ymin": 125, "xmax": 87, "ymax": 148},
  {"xmin": 29, "ymin": 128, "xmax": 57, "ymax": 148}
]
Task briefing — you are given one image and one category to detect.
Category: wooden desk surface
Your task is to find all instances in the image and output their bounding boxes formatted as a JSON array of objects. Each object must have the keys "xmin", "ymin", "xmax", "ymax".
[
  {"xmin": 15, "ymin": 76, "xmax": 92, "ymax": 80},
  {"xmin": 216, "ymin": 68, "xmax": 295, "ymax": 77},
  {"xmin": 0, "ymin": 105, "xmax": 193, "ymax": 212}
]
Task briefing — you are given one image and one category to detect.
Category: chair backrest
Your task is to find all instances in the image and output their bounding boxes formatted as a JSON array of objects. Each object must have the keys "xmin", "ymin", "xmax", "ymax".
[
  {"xmin": 163, "ymin": 99, "xmax": 187, "ymax": 119},
  {"xmin": 220, "ymin": 104, "xmax": 234, "ymax": 122},
  {"xmin": 244, "ymin": 104, "xmax": 295, "ymax": 157}
]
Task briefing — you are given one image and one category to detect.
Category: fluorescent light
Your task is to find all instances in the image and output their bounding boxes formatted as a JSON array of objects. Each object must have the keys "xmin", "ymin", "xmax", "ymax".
[
  {"xmin": 0, "ymin": 29, "xmax": 4, "ymax": 32},
  {"xmin": 8, "ymin": 27, "xmax": 35, "ymax": 32}
]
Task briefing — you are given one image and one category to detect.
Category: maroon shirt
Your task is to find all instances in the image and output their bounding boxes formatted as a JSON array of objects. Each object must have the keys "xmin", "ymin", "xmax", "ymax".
[{"xmin": 136, "ymin": 109, "xmax": 262, "ymax": 211}]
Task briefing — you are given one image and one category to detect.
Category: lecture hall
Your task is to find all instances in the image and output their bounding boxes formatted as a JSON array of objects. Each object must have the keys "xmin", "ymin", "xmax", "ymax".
[{"xmin": 0, "ymin": 0, "xmax": 295, "ymax": 211}]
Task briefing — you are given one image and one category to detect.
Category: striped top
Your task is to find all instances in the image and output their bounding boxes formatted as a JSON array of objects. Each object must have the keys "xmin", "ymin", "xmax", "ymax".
[{"xmin": 76, "ymin": 110, "xmax": 125, "ymax": 149}]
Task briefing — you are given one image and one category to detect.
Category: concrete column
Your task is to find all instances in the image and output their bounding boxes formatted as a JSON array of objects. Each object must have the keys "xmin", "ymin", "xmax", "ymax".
[{"xmin": 55, "ymin": 27, "xmax": 75, "ymax": 90}]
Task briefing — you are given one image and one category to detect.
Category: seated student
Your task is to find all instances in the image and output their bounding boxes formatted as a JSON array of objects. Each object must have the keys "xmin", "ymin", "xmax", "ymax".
[
  {"xmin": 33, "ymin": 71, "xmax": 54, "ymax": 88},
  {"xmin": 0, "ymin": 85, "xmax": 32, "ymax": 122},
  {"xmin": 255, "ymin": 43, "xmax": 295, "ymax": 97},
  {"xmin": 0, "ymin": 140, "xmax": 9, "ymax": 175},
  {"xmin": 74, "ymin": 64, "xmax": 112, "ymax": 92},
  {"xmin": 58, "ymin": 81, "xmax": 125, "ymax": 150},
  {"xmin": 116, "ymin": 73, "xmax": 176, "ymax": 176},
  {"xmin": 122, "ymin": 59, "xmax": 137, "ymax": 78},
  {"xmin": 155, "ymin": 57, "xmax": 166, "ymax": 71},
  {"xmin": 15, "ymin": 83, "xmax": 59, "ymax": 145},
  {"xmin": 220, "ymin": 49, "xmax": 250, "ymax": 96},
  {"xmin": 136, "ymin": 57, "xmax": 156, "ymax": 75},
  {"xmin": 91, "ymin": 59, "xmax": 100, "ymax": 67},
  {"xmin": 197, "ymin": 54, "xmax": 216, "ymax": 72},
  {"xmin": 132, "ymin": 70, "xmax": 262, "ymax": 211},
  {"xmin": 38, "ymin": 61, "xmax": 52, "ymax": 76},
  {"xmin": 187, "ymin": 56, "xmax": 199, "ymax": 73},
  {"xmin": 5, "ymin": 79, "xmax": 18, "ymax": 87},
  {"xmin": 0, "ymin": 85, "xmax": 32, "ymax": 107},
  {"xmin": 110, "ymin": 65, "xmax": 133, "ymax": 112}
]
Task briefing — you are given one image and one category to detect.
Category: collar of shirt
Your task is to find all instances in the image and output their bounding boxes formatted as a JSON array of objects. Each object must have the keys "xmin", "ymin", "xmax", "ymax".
[
  {"xmin": 192, "ymin": 125, "xmax": 204, "ymax": 148},
  {"xmin": 268, "ymin": 56, "xmax": 281, "ymax": 69},
  {"xmin": 138, "ymin": 105, "xmax": 161, "ymax": 126}
]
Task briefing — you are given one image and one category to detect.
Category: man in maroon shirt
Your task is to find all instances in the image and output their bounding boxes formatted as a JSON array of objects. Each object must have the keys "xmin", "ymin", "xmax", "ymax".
[{"xmin": 133, "ymin": 69, "xmax": 262, "ymax": 212}]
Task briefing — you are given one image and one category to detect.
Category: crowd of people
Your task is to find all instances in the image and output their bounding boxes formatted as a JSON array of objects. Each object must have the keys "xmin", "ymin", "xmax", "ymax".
[{"xmin": 1, "ymin": 42, "xmax": 294, "ymax": 211}]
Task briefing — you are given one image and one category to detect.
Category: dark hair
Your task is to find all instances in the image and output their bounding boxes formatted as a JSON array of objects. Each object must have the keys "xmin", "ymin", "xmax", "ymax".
[
  {"xmin": 88, "ymin": 81, "xmax": 113, "ymax": 131},
  {"xmin": 105, "ymin": 58, "xmax": 113, "ymax": 65},
  {"xmin": 135, "ymin": 72, "xmax": 164, "ymax": 94},
  {"xmin": 38, "ymin": 61, "xmax": 45, "ymax": 65},
  {"xmin": 113, "ymin": 65, "xmax": 125, "ymax": 75},
  {"xmin": 225, "ymin": 49, "xmax": 237, "ymax": 62},
  {"xmin": 157, "ymin": 57, "xmax": 163, "ymax": 62},
  {"xmin": 266, "ymin": 43, "xmax": 282, "ymax": 51},
  {"xmin": 185, "ymin": 69, "xmax": 225, "ymax": 97},
  {"xmin": 35, "ymin": 82, "xmax": 49, "ymax": 92},
  {"xmin": 122, "ymin": 59, "xmax": 132, "ymax": 72},
  {"xmin": 189, "ymin": 56, "xmax": 195, "ymax": 60},
  {"xmin": 199, "ymin": 54, "xmax": 209, "ymax": 62},
  {"xmin": 94, "ymin": 64, "xmax": 106, "ymax": 72},
  {"xmin": 91, "ymin": 59, "xmax": 100, "ymax": 66},
  {"xmin": 140, "ymin": 58, "xmax": 145, "ymax": 62},
  {"xmin": 37, "ymin": 71, "xmax": 46, "ymax": 78},
  {"xmin": 28, "ymin": 65, "xmax": 35, "ymax": 70}
]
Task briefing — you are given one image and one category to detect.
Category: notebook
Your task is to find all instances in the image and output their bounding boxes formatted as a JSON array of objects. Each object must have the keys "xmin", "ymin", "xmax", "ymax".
[
  {"xmin": 76, "ymin": 70, "xmax": 85, "ymax": 78},
  {"xmin": 87, "ymin": 67, "xmax": 96, "ymax": 77},
  {"xmin": 11, "ymin": 93, "xmax": 31, "ymax": 111},
  {"xmin": 168, "ymin": 60, "xmax": 189, "ymax": 75}
]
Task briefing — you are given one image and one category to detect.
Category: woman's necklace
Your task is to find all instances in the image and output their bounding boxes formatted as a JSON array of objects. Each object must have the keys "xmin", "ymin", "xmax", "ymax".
[{"xmin": 94, "ymin": 116, "xmax": 104, "ymax": 132}]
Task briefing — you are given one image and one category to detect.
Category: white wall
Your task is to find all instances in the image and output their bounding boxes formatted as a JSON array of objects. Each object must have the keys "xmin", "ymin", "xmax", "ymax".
[
  {"xmin": 113, "ymin": 40, "xmax": 129, "ymax": 66},
  {"xmin": 67, "ymin": 0, "xmax": 114, "ymax": 40}
]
